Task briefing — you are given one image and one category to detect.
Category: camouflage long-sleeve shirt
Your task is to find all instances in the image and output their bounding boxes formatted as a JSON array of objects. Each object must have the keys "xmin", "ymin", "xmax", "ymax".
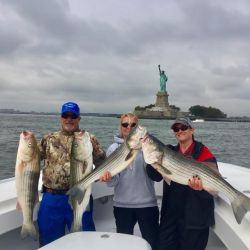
[{"xmin": 39, "ymin": 130, "xmax": 106, "ymax": 190}]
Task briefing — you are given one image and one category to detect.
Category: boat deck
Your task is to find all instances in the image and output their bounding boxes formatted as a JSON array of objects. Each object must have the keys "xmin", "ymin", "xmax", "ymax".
[
  {"xmin": 1, "ymin": 195, "xmax": 227, "ymax": 250},
  {"xmin": 3, "ymin": 162, "xmax": 250, "ymax": 250}
]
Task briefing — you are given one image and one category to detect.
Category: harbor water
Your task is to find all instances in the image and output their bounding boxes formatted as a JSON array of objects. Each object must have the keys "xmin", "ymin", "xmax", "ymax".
[{"xmin": 0, "ymin": 113, "xmax": 249, "ymax": 180}]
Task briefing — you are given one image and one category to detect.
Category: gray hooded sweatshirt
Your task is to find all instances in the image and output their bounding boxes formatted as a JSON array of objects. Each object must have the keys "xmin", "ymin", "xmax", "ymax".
[{"xmin": 106, "ymin": 134, "xmax": 157, "ymax": 208}]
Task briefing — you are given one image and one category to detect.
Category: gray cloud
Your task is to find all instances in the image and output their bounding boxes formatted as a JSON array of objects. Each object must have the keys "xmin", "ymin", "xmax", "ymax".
[{"xmin": 0, "ymin": 0, "xmax": 250, "ymax": 116}]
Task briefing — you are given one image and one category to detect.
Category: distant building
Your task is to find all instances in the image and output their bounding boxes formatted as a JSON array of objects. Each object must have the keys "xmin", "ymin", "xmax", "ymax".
[{"xmin": 0, "ymin": 109, "xmax": 18, "ymax": 113}]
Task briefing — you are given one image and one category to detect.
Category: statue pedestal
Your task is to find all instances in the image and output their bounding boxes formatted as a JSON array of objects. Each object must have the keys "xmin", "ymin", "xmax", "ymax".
[
  {"xmin": 134, "ymin": 90, "xmax": 189, "ymax": 119},
  {"xmin": 155, "ymin": 91, "xmax": 169, "ymax": 108}
]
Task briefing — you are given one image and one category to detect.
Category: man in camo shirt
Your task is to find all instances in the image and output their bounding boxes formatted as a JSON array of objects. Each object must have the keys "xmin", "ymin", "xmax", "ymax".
[{"xmin": 37, "ymin": 102, "xmax": 105, "ymax": 247}]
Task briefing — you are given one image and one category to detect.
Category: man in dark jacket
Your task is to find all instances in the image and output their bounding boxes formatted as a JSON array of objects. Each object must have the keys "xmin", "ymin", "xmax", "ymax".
[{"xmin": 147, "ymin": 117, "xmax": 219, "ymax": 250}]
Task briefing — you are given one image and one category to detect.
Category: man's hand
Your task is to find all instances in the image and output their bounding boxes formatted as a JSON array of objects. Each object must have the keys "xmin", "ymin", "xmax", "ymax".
[
  {"xmin": 100, "ymin": 171, "xmax": 112, "ymax": 182},
  {"xmin": 188, "ymin": 175, "xmax": 203, "ymax": 191}
]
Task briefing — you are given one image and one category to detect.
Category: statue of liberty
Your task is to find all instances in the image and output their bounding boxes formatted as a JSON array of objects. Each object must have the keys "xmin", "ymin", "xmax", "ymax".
[{"xmin": 158, "ymin": 65, "xmax": 168, "ymax": 92}]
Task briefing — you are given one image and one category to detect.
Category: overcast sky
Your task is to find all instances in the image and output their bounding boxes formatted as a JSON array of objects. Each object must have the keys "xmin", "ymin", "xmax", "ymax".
[{"xmin": 0, "ymin": 0, "xmax": 250, "ymax": 116}]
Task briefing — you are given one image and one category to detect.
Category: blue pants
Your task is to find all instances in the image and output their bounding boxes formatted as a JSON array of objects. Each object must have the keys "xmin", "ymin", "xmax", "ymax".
[{"xmin": 38, "ymin": 193, "xmax": 95, "ymax": 247}]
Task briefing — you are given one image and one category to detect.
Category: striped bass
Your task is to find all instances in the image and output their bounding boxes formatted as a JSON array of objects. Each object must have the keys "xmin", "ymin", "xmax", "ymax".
[
  {"xmin": 141, "ymin": 134, "xmax": 250, "ymax": 224},
  {"xmin": 15, "ymin": 131, "xmax": 40, "ymax": 239},
  {"xmin": 70, "ymin": 131, "xmax": 93, "ymax": 232},
  {"xmin": 67, "ymin": 125, "xmax": 147, "ymax": 203}
]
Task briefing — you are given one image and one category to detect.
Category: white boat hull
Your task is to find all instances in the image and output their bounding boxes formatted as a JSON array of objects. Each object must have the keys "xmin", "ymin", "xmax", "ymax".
[{"xmin": 1, "ymin": 162, "xmax": 250, "ymax": 250}]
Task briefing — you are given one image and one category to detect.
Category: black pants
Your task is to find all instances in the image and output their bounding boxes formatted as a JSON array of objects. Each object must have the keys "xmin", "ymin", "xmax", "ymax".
[
  {"xmin": 114, "ymin": 206, "xmax": 159, "ymax": 250},
  {"xmin": 157, "ymin": 224, "xmax": 209, "ymax": 250}
]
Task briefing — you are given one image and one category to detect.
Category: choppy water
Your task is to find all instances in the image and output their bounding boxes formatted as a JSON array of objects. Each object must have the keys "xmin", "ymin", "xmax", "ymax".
[{"xmin": 0, "ymin": 113, "xmax": 250, "ymax": 180}]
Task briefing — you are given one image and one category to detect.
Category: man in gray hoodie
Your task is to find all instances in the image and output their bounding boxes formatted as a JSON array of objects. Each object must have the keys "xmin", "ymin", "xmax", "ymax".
[{"xmin": 100, "ymin": 113, "xmax": 159, "ymax": 250}]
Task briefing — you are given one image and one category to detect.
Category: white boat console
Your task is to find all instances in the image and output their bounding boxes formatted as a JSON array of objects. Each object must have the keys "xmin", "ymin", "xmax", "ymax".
[{"xmin": 38, "ymin": 231, "xmax": 151, "ymax": 250}]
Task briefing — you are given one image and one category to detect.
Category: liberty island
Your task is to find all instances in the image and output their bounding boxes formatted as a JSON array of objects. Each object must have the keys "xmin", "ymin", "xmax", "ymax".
[{"xmin": 134, "ymin": 65, "xmax": 188, "ymax": 119}]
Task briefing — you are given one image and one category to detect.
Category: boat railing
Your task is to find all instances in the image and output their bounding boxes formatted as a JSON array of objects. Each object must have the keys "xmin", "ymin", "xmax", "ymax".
[
  {"xmin": 212, "ymin": 162, "xmax": 250, "ymax": 250},
  {"xmin": 0, "ymin": 177, "xmax": 33, "ymax": 235},
  {"xmin": 1, "ymin": 162, "xmax": 250, "ymax": 250},
  {"xmin": 0, "ymin": 176, "xmax": 115, "ymax": 235}
]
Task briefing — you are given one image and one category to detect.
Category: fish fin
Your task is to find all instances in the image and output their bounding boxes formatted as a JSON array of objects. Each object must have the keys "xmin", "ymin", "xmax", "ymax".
[
  {"xmin": 80, "ymin": 185, "xmax": 91, "ymax": 210},
  {"xmin": 160, "ymin": 165, "xmax": 172, "ymax": 175},
  {"xmin": 152, "ymin": 163, "xmax": 172, "ymax": 176},
  {"xmin": 68, "ymin": 197, "xmax": 73, "ymax": 209},
  {"xmin": 21, "ymin": 222, "xmax": 38, "ymax": 240},
  {"xmin": 35, "ymin": 194, "xmax": 39, "ymax": 205},
  {"xmin": 16, "ymin": 201, "xmax": 22, "ymax": 210},
  {"xmin": 70, "ymin": 186, "xmax": 92, "ymax": 233},
  {"xmin": 163, "ymin": 176, "xmax": 171, "ymax": 185},
  {"xmin": 231, "ymin": 191, "xmax": 250, "ymax": 224},
  {"xmin": 67, "ymin": 186, "xmax": 86, "ymax": 205},
  {"xmin": 125, "ymin": 150, "xmax": 134, "ymax": 161}
]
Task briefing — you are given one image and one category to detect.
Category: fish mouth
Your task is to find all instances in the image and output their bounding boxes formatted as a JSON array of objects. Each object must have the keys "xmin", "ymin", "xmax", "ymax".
[
  {"xmin": 137, "ymin": 125, "xmax": 147, "ymax": 138},
  {"xmin": 74, "ymin": 131, "xmax": 84, "ymax": 138},
  {"xmin": 21, "ymin": 130, "xmax": 32, "ymax": 139}
]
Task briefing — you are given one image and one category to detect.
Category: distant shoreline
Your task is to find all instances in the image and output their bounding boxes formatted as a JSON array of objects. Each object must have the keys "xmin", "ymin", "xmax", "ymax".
[
  {"xmin": 138, "ymin": 117, "xmax": 250, "ymax": 122},
  {"xmin": 0, "ymin": 110, "xmax": 249, "ymax": 122},
  {"xmin": 0, "ymin": 110, "xmax": 120, "ymax": 118}
]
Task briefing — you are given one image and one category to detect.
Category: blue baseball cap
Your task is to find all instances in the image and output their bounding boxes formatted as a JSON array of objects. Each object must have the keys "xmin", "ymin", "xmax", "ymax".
[
  {"xmin": 171, "ymin": 117, "xmax": 193, "ymax": 129},
  {"xmin": 61, "ymin": 102, "xmax": 80, "ymax": 116}
]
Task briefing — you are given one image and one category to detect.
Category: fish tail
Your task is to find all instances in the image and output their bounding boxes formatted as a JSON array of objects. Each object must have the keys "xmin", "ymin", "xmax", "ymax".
[
  {"xmin": 67, "ymin": 186, "xmax": 86, "ymax": 204},
  {"xmin": 231, "ymin": 191, "xmax": 250, "ymax": 224},
  {"xmin": 70, "ymin": 222, "xmax": 82, "ymax": 233},
  {"xmin": 21, "ymin": 222, "xmax": 38, "ymax": 240}
]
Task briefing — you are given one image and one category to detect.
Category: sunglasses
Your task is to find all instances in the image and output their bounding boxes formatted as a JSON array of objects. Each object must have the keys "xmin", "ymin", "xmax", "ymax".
[
  {"xmin": 172, "ymin": 125, "xmax": 189, "ymax": 132},
  {"xmin": 121, "ymin": 122, "xmax": 137, "ymax": 128},
  {"xmin": 61, "ymin": 113, "xmax": 79, "ymax": 120}
]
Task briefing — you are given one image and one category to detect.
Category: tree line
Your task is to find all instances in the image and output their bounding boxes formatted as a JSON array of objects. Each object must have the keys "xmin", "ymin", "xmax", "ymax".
[
  {"xmin": 134, "ymin": 104, "xmax": 227, "ymax": 118},
  {"xmin": 189, "ymin": 105, "xmax": 227, "ymax": 118}
]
